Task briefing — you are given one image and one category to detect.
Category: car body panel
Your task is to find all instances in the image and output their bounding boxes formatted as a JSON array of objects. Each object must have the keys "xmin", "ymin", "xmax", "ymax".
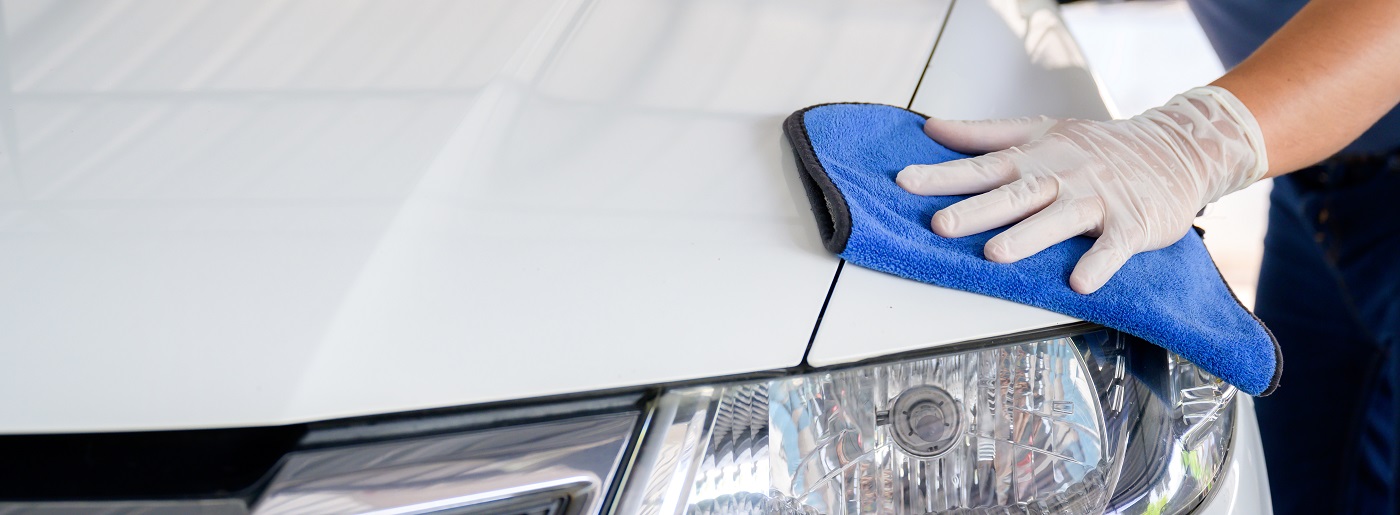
[
  {"xmin": 0, "ymin": 0, "xmax": 954, "ymax": 433},
  {"xmin": 910, "ymin": 0, "xmax": 1117, "ymax": 121},
  {"xmin": 0, "ymin": 1, "xmax": 1274, "ymax": 512}
]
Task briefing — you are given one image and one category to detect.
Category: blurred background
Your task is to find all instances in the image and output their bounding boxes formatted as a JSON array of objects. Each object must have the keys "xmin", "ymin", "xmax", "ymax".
[{"xmin": 1061, "ymin": 0, "xmax": 1271, "ymax": 308}]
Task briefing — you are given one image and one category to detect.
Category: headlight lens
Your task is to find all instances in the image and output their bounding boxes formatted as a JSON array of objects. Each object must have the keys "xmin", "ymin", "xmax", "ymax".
[{"xmin": 614, "ymin": 329, "xmax": 1235, "ymax": 515}]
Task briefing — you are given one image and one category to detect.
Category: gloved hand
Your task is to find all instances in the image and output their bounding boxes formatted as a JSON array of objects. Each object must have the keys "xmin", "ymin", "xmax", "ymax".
[{"xmin": 896, "ymin": 86, "xmax": 1269, "ymax": 294}]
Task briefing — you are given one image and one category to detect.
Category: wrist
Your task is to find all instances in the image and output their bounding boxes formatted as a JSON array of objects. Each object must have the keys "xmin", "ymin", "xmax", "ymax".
[
  {"xmin": 1189, "ymin": 85, "xmax": 1270, "ymax": 183},
  {"xmin": 1140, "ymin": 86, "xmax": 1270, "ymax": 205}
]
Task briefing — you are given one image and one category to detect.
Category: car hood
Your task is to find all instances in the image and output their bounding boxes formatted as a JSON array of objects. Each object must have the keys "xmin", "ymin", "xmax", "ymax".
[{"xmin": 0, "ymin": 0, "xmax": 969, "ymax": 433}]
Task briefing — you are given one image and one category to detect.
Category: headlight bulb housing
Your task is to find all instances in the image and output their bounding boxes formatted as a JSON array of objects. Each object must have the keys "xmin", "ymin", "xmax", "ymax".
[{"xmin": 879, "ymin": 385, "xmax": 961, "ymax": 459}]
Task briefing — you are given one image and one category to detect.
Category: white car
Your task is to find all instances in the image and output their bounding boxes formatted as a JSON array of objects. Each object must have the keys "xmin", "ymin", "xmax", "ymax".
[{"xmin": 0, "ymin": 0, "xmax": 1270, "ymax": 513}]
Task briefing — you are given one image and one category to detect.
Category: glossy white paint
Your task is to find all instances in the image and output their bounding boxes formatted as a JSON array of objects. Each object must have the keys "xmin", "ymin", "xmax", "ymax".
[
  {"xmin": 0, "ymin": 0, "xmax": 953, "ymax": 433},
  {"xmin": 911, "ymin": 0, "xmax": 1117, "ymax": 121},
  {"xmin": 806, "ymin": 266, "xmax": 1079, "ymax": 368},
  {"xmin": 807, "ymin": 0, "xmax": 1105, "ymax": 367},
  {"xmin": 1196, "ymin": 396, "xmax": 1274, "ymax": 514}
]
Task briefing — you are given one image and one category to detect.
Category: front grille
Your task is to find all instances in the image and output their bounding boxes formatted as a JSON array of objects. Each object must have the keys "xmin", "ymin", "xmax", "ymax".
[
  {"xmin": 0, "ymin": 427, "xmax": 304, "ymax": 501},
  {"xmin": 0, "ymin": 397, "xmax": 641, "ymax": 515}
]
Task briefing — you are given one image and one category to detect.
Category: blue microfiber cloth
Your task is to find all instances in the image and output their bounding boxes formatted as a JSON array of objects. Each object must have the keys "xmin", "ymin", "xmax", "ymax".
[{"xmin": 784, "ymin": 103, "xmax": 1281, "ymax": 396}]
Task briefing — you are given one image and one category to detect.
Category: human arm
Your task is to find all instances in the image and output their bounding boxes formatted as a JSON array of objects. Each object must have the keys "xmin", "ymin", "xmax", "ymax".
[
  {"xmin": 896, "ymin": 0, "xmax": 1400, "ymax": 293},
  {"xmin": 1214, "ymin": 0, "xmax": 1400, "ymax": 175}
]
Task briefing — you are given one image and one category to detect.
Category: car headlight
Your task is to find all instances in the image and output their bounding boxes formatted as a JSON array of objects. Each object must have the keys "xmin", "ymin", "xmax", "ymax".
[{"xmin": 612, "ymin": 328, "xmax": 1234, "ymax": 515}]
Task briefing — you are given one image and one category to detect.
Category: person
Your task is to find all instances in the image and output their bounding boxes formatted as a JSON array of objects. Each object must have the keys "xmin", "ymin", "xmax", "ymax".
[{"xmin": 894, "ymin": 0, "xmax": 1400, "ymax": 512}]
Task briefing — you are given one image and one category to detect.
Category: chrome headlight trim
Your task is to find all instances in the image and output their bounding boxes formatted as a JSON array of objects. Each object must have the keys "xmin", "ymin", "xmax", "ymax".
[{"xmin": 253, "ymin": 412, "xmax": 638, "ymax": 515}]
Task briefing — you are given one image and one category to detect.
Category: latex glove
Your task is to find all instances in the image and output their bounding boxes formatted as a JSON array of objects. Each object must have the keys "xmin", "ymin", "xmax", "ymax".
[{"xmin": 897, "ymin": 86, "xmax": 1269, "ymax": 294}]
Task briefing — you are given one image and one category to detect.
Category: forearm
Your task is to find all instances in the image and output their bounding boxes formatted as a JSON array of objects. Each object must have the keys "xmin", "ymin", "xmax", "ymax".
[{"xmin": 1212, "ymin": 0, "xmax": 1400, "ymax": 176}]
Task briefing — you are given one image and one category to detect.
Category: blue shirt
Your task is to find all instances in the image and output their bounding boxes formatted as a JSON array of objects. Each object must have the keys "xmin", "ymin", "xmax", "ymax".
[{"xmin": 1188, "ymin": 0, "xmax": 1400, "ymax": 155}]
